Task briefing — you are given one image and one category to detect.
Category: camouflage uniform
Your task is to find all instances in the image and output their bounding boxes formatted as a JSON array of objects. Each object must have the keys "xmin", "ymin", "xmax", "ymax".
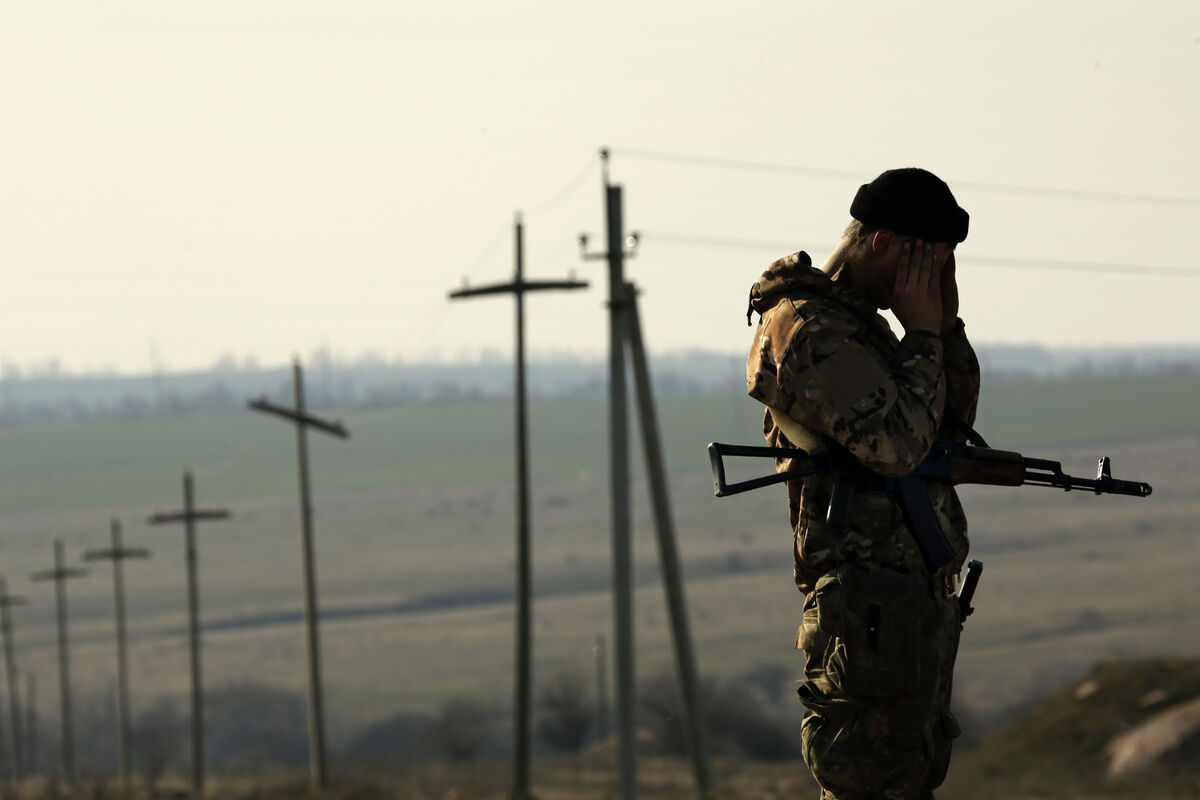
[{"xmin": 746, "ymin": 251, "xmax": 980, "ymax": 800}]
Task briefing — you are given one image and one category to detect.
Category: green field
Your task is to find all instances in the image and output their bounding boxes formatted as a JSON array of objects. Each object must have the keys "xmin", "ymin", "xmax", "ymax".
[{"xmin": 1, "ymin": 372, "xmax": 1197, "ymax": 514}]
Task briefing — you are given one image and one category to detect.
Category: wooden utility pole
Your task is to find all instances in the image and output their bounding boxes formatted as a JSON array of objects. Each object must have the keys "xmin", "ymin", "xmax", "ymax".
[
  {"xmin": 147, "ymin": 472, "xmax": 231, "ymax": 798},
  {"xmin": 0, "ymin": 579, "xmax": 26, "ymax": 783},
  {"xmin": 30, "ymin": 540, "xmax": 88, "ymax": 784},
  {"xmin": 248, "ymin": 360, "xmax": 350, "ymax": 792},
  {"xmin": 24, "ymin": 674, "xmax": 35, "ymax": 778},
  {"xmin": 593, "ymin": 634, "xmax": 610, "ymax": 739},
  {"xmin": 83, "ymin": 519, "xmax": 151, "ymax": 794},
  {"xmin": 578, "ymin": 150, "xmax": 711, "ymax": 799},
  {"xmin": 449, "ymin": 213, "xmax": 588, "ymax": 800}
]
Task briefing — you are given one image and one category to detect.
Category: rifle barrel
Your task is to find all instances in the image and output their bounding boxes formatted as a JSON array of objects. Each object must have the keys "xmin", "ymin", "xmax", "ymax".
[{"xmin": 1023, "ymin": 470, "xmax": 1152, "ymax": 497}]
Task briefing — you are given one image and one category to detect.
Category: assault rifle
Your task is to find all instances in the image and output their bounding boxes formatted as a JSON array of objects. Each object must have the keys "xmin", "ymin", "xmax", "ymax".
[{"xmin": 707, "ymin": 440, "xmax": 1152, "ymax": 572}]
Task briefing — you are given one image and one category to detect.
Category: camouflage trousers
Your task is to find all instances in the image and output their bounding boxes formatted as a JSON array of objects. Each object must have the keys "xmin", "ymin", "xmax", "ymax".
[{"xmin": 796, "ymin": 561, "xmax": 963, "ymax": 800}]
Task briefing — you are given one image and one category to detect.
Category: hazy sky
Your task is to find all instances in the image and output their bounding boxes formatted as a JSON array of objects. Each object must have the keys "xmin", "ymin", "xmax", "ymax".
[{"xmin": 2, "ymin": 1, "xmax": 1198, "ymax": 374}]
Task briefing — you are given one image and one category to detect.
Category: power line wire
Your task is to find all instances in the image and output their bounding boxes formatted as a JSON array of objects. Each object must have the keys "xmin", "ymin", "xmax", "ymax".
[
  {"xmin": 467, "ymin": 153, "xmax": 599, "ymax": 274},
  {"xmin": 611, "ymin": 147, "xmax": 1200, "ymax": 208},
  {"xmin": 640, "ymin": 231, "xmax": 1200, "ymax": 278},
  {"xmin": 465, "ymin": 220, "xmax": 512, "ymax": 275},
  {"xmin": 525, "ymin": 154, "xmax": 600, "ymax": 217}
]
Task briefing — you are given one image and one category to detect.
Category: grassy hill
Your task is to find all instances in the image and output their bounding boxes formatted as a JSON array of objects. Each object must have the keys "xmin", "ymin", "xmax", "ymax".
[{"xmin": 942, "ymin": 657, "xmax": 1200, "ymax": 799}]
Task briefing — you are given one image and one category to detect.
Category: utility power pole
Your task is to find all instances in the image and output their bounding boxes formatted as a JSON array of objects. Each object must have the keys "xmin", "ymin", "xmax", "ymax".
[
  {"xmin": 83, "ymin": 519, "xmax": 150, "ymax": 794},
  {"xmin": 24, "ymin": 674, "xmax": 35, "ymax": 779},
  {"xmin": 579, "ymin": 149, "xmax": 711, "ymax": 799},
  {"xmin": 147, "ymin": 472, "xmax": 231, "ymax": 798},
  {"xmin": 0, "ymin": 578, "xmax": 27, "ymax": 782},
  {"xmin": 0, "ymin": 581, "xmax": 24, "ymax": 786},
  {"xmin": 449, "ymin": 213, "xmax": 588, "ymax": 800},
  {"xmin": 30, "ymin": 540, "xmax": 88, "ymax": 784},
  {"xmin": 248, "ymin": 360, "xmax": 350, "ymax": 792},
  {"xmin": 593, "ymin": 634, "xmax": 610, "ymax": 739}
]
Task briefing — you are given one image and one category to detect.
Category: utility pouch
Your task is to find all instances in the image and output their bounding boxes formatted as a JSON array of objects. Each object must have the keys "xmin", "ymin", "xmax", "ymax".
[{"xmin": 811, "ymin": 563, "xmax": 927, "ymax": 698}]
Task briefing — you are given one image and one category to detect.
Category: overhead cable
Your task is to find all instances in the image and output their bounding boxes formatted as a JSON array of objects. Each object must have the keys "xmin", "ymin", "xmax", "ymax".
[
  {"xmin": 611, "ymin": 148, "xmax": 1200, "ymax": 208},
  {"xmin": 640, "ymin": 231, "xmax": 1200, "ymax": 278}
]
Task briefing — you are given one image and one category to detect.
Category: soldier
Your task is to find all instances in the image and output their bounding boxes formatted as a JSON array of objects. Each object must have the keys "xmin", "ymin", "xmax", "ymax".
[{"xmin": 745, "ymin": 168, "xmax": 978, "ymax": 799}]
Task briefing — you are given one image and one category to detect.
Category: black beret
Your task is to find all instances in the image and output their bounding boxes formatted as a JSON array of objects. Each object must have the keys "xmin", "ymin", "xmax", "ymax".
[{"xmin": 850, "ymin": 168, "xmax": 969, "ymax": 244}]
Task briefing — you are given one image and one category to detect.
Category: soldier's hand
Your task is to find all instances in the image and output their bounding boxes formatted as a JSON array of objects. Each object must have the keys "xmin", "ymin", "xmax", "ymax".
[
  {"xmin": 892, "ymin": 239, "xmax": 943, "ymax": 335},
  {"xmin": 939, "ymin": 251, "xmax": 960, "ymax": 335}
]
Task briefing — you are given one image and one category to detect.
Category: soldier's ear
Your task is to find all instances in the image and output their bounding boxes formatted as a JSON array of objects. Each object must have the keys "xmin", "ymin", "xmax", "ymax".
[{"xmin": 870, "ymin": 230, "xmax": 896, "ymax": 256}]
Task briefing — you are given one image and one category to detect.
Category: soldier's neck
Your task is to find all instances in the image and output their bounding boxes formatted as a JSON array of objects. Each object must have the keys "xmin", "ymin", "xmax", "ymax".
[{"xmin": 820, "ymin": 239, "xmax": 855, "ymax": 276}]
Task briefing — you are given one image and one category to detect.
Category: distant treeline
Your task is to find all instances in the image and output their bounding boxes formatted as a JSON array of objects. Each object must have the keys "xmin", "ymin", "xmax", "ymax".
[{"xmin": 1, "ymin": 345, "xmax": 1198, "ymax": 426}]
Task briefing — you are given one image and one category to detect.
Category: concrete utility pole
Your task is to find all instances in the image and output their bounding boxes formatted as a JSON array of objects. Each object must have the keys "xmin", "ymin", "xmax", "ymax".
[
  {"xmin": 147, "ymin": 472, "xmax": 231, "ymax": 798},
  {"xmin": 578, "ymin": 149, "xmax": 711, "ymax": 800},
  {"xmin": 30, "ymin": 540, "xmax": 88, "ymax": 784},
  {"xmin": 248, "ymin": 360, "xmax": 350, "ymax": 792},
  {"xmin": 83, "ymin": 519, "xmax": 151, "ymax": 794},
  {"xmin": 0, "ymin": 578, "xmax": 27, "ymax": 782},
  {"xmin": 449, "ymin": 213, "xmax": 588, "ymax": 800}
]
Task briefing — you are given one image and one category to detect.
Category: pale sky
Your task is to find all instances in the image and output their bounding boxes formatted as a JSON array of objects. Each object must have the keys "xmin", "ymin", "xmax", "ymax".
[{"xmin": 2, "ymin": 1, "xmax": 1198, "ymax": 374}]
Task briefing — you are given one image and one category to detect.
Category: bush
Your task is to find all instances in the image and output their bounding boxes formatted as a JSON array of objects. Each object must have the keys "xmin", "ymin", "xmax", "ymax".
[
  {"xmin": 426, "ymin": 698, "xmax": 492, "ymax": 762},
  {"xmin": 132, "ymin": 697, "xmax": 186, "ymax": 790},
  {"xmin": 342, "ymin": 711, "xmax": 432, "ymax": 766},
  {"xmin": 536, "ymin": 671, "xmax": 596, "ymax": 753},
  {"xmin": 205, "ymin": 681, "xmax": 309, "ymax": 771},
  {"xmin": 639, "ymin": 672, "xmax": 803, "ymax": 761}
]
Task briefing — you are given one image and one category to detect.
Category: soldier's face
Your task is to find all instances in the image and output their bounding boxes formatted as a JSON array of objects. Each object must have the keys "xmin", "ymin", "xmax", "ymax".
[{"xmin": 872, "ymin": 236, "xmax": 956, "ymax": 309}]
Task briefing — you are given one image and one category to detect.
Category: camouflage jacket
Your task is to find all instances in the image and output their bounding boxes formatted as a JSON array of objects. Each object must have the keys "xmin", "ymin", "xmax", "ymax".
[{"xmin": 745, "ymin": 251, "xmax": 980, "ymax": 592}]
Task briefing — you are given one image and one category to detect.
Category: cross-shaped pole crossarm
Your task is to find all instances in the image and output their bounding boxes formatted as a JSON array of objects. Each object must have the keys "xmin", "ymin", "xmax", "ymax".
[
  {"xmin": 577, "ymin": 232, "xmax": 640, "ymax": 262},
  {"xmin": 82, "ymin": 548, "xmax": 151, "ymax": 562},
  {"xmin": 85, "ymin": 519, "xmax": 150, "ymax": 794},
  {"xmin": 248, "ymin": 399, "xmax": 350, "ymax": 439},
  {"xmin": 32, "ymin": 539, "xmax": 88, "ymax": 784},
  {"xmin": 449, "ymin": 278, "xmax": 589, "ymax": 299},
  {"xmin": 146, "ymin": 473, "xmax": 231, "ymax": 797},
  {"xmin": 247, "ymin": 361, "xmax": 347, "ymax": 791},
  {"xmin": 0, "ymin": 595, "xmax": 27, "ymax": 609},
  {"xmin": 30, "ymin": 568, "xmax": 88, "ymax": 583},
  {"xmin": 448, "ymin": 216, "xmax": 591, "ymax": 800},
  {"xmin": 146, "ymin": 510, "xmax": 231, "ymax": 526}
]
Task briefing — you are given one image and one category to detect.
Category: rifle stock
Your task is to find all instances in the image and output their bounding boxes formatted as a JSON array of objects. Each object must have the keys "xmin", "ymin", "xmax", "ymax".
[{"xmin": 707, "ymin": 442, "xmax": 831, "ymax": 497}]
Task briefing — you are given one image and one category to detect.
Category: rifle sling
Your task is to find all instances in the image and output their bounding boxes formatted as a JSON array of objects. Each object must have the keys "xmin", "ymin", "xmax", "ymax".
[
  {"xmin": 769, "ymin": 433, "xmax": 961, "ymax": 575},
  {"xmin": 891, "ymin": 475, "xmax": 960, "ymax": 573}
]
